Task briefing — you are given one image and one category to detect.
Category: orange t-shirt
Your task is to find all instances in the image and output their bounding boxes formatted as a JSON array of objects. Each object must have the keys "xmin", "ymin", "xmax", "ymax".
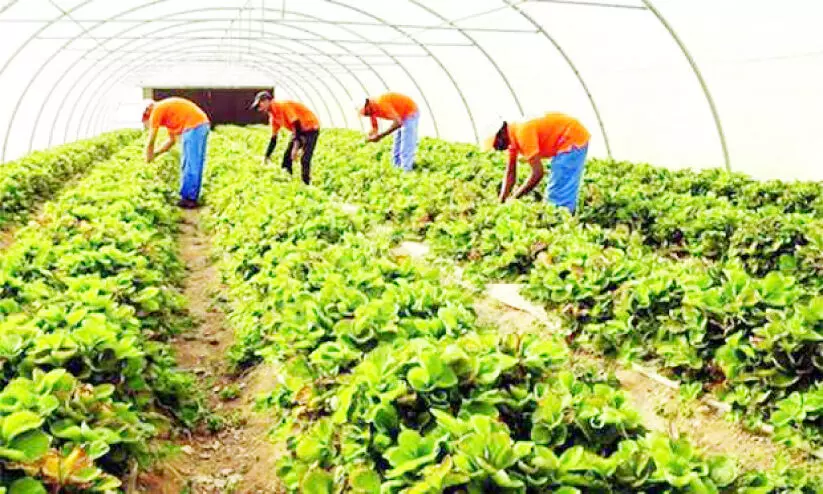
[
  {"xmin": 508, "ymin": 113, "xmax": 590, "ymax": 161},
  {"xmin": 269, "ymin": 101, "xmax": 320, "ymax": 134},
  {"xmin": 362, "ymin": 93, "xmax": 418, "ymax": 129},
  {"xmin": 149, "ymin": 97, "xmax": 209, "ymax": 136}
]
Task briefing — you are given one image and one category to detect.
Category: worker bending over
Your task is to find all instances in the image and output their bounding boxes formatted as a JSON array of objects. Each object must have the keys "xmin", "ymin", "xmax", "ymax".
[
  {"xmin": 251, "ymin": 91, "xmax": 320, "ymax": 185},
  {"xmin": 485, "ymin": 113, "xmax": 590, "ymax": 213},
  {"xmin": 359, "ymin": 92, "xmax": 419, "ymax": 171},
  {"xmin": 142, "ymin": 97, "xmax": 210, "ymax": 209}
]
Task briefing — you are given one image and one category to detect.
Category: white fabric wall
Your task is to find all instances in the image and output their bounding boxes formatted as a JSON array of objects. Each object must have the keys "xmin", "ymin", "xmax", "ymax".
[{"xmin": 0, "ymin": 0, "xmax": 821, "ymax": 181}]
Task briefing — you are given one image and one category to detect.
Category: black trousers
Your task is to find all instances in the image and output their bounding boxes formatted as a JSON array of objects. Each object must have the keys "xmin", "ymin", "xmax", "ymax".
[{"xmin": 282, "ymin": 129, "xmax": 319, "ymax": 185}]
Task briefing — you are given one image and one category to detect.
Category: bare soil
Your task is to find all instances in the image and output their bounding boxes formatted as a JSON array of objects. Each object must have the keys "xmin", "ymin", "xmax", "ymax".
[{"xmin": 136, "ymin": 209, "xmax": 283, "ymax": 494}]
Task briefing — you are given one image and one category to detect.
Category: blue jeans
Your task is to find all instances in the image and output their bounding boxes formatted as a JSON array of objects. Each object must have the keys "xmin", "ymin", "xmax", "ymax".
[
  {"xmin": 180, "ymin": 123, "xmax": 209, "ymax": 201},
  {"xmin": 547, "ymin": 144, "xmax": 588, "ymax": 213},
  {"xmin": 392, "ymin": 112, "xmax": 419, "ymax": 171}
]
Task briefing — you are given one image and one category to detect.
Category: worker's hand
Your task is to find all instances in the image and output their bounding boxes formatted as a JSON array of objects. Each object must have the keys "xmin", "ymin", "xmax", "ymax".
[
  {"xmin": 290, "ymin": 145, "xmax": 302, "ymax": 162},
  {"xmin": 145, "ymin": 149, "xmax": 155, "ymax": 163},
  {"xmin": 261, "ymin": 157, "xmax": 271, "ymax": 167},
  {"xmin": 366, "ymin": 133, "xmax": 380, "ymax": 143}
]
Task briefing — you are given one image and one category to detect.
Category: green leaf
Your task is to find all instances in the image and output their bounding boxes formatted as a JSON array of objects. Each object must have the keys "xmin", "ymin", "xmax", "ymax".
[
  {"xmin": 349, "ymin": 467, "xmax": 380, "ymax": 493},
  {"xmin": 2, "ymin": 411, "xmax": 44, "ymax": 441},
  {"xmin": 407, "ymin": 366, "xmax": 431, "ymax": 391},
  {"xmin": 8, "ymin": 478, "xmax": 46, "ymax": 494},
  {"xmin": 708, "ymin": 456, "xmax": 738, "ymax": 487},
  {"xmin": 296, "ymin": 437, "xmax": 325, "ymax": 463},
  {"xmin": 301, "ymin": 469, "xmax": 334, "ymax": 494},
  {"xmin": 8, "ymin": 429, "xmax": 50, "ymax": 462}
]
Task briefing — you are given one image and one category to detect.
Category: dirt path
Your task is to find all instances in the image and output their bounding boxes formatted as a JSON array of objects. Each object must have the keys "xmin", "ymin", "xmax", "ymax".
[{"xmin": 137, "ymin": 209, "xmax": 282, "ymax": 494}]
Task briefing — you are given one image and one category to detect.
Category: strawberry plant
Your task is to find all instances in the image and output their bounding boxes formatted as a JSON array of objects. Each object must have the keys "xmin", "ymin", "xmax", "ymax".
[
  {"xmin": 0, "ymin": 140, "xmax": 201, "ymax": 491},
  {"xmin": 202, "ymin": 127, "xmax": 823, "ymax": 492}
]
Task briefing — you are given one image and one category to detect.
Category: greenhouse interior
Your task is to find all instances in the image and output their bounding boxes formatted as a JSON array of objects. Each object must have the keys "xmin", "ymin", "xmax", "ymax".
[{"xmin": 0, "ymin": 0, "xmax": 822, "ymax": 492}]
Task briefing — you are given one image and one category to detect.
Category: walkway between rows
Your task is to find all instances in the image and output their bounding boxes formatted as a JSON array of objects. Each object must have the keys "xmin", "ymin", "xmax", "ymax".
[{"xmin": 137, "ymin": 208, "xmax": 282, "ymax": 494}]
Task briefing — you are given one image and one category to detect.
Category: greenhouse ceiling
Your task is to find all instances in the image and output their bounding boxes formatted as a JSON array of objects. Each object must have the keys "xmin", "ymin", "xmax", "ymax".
[{"xmin": 1, "ymin": 0, "xmax": 821, "ymax": 180}]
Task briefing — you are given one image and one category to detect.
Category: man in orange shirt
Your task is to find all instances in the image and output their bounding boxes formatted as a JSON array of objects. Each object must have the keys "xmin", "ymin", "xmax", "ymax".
[
  {"xmin": 251, "ymin": 91, "xmax": 320, "ymax": 185},
  {"xmin": 485, "ymin": 113, "xmax": 590, "ymax": 213},
  {"xmin": 142, "ymin": 97, "xmax": 210, "ymax": 209},
  {"xmin": 358, "ymin": 92, "xmax": 419, "ymax": 171}
]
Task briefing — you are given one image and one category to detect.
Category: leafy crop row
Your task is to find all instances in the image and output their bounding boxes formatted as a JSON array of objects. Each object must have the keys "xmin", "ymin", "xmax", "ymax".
[
  {"xmin": 241, "ymin": 127, "xmax": 823, "ymax": 294},
  {"xmin": 0, "ymin": 131, "xmax": 140, "ymax": 230},
  {"xmin": 584, "ymin": 161, "xmax": 823, "ymax": 218},
  {"xmin": 0, "ymin": 142, "xmax": 199, "ymax": 492},
  {"xmin": 578, "ymin": 181, "xmax": 823, "ymax": 291},
  {"xmin": 254, "ymin": 128, "xmax": 821, "ymax": 454},
  {"xmin": 411, "ymin": 138, "xmax": 823, "ymax": 293},
  {"xmin": 523, "ymin": 236, "xmax": 823, "ymax": 450},
  {"xmin": 204, "ymin": 127, "xmax": 821, "ymax": 493}
]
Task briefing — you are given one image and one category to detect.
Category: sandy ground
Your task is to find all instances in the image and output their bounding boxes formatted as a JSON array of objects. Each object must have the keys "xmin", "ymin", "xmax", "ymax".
[{"xmin": 137, "ymin": 209, "xmax": 283, "ymax": 494}]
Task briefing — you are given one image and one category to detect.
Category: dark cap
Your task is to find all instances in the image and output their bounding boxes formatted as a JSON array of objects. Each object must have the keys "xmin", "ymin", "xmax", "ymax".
[{"xmin": 250, "ymin": 91, "xmax": 273, "ymax": 110}]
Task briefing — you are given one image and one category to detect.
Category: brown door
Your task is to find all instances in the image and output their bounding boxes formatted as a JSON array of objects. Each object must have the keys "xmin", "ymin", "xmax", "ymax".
[{"xmin": 151, "ymin": 88, "xmax": 273, "ymax": 126}]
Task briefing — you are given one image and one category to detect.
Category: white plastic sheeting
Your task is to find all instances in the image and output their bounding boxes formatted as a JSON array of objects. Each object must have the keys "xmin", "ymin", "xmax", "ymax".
[{"xmin": 0, "ymin": 0, "xmax": 821, "ymax": 180}]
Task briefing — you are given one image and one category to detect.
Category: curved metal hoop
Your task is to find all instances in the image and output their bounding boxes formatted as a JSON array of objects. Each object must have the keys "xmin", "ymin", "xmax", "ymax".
[
  {"xmin": 0, "ymin": 0, "xmax": 731, "ymax": 170},
  {"xmin": 1, "ymin": 1, "xmax": 448, "ymax": 159},
  {"xmin": 640, "ymin": 0, "xmax": 731, "ymax": 171}
]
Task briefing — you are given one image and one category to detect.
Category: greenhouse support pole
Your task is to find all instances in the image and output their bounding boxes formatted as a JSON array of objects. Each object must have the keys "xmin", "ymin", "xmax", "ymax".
[
  {"xmin": 409, "ymin": 0, "xmax": 525, "ymax": 132},
  {"xmin": 641, "ymin": 0, "xmax": 731, "ymax": 172},
  {"xmin": 325, "ymin": 0, "xmax": 476, "ymax": 142},
  {"xmin": 504, "ymin": 0, "xmax": 613, "ymax": 160}
]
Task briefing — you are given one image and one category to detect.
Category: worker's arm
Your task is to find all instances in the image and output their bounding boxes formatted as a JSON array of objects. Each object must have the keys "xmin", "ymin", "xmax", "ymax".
[
  {"xmin": 290, "ymin": 137, "xmax": 303, "ymax": 162},
  {"xmin": 513, "ymin": 157, "xmax": 545, "ymax": 199},
  {"xmin": 367, "ymin": 105, "xmax": 401, "ymax": 142},
  {"xmin": 499, "ymin": 151, "xmax": 518, "ymax": 203},
  {"xmin": 368, "ymin": 118, "xmax": 402, "ymax": 142},
  {"xmin": 154, "ymin": 133, "xmax": 176, "ymax": 157},
  {"xmin": 145, "ymin": 127, "xmax": 159, "ymax": 163},
  {"xmin": 263, "ymin": 134, "xmax": 277, "ymax": 165},
  {"xmin": 263, "ymin": 115, "xmax": 282, "ymax": 164}
]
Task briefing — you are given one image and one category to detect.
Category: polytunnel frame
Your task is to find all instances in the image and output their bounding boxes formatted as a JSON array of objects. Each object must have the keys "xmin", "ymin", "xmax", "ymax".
[
  {"xmin": 53, "ymin": 19, "xmax": 395, "ymax": 144},
  {"xmin": 75, "ymin": 47, "xmax": 342, "ymax": 141},
  {"xmin": 78, "ymin": 45, "xmax": 343, "ymax": 137},
  {"xmin": 61, "ymin": 0, "xmax": 538, "ymax": 146},
  {"xmin": 55, "ymin": 5, "xmax": 472, "ymax": 146},
  {"xmin": 3, "ymin": 0, "xmax": 580, "ymax": 160},
  {"xmin": 82, "ymin": 55, "xmax": 310, "ymax": 137},
  {"xmin": 0, "ymin": 0, "xmax": 731, "ymax": 172},
  {"xmin": 1, "ymin": 0, "xmax": 482, "ymax": 159},
  {"xmin": 0, "ymin": 1, "xmax": 448, "ymax": 159},
  {"xmin": 67, "ymin": 0, "xmax": 529, "ymax": 145},
  {"xmin": 63, "ymin": 42, "xmax": 341, "ymax": 143},
  {"xmin": 1, "ymin": 6, "xmax": 390, "ymax": 155}
]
